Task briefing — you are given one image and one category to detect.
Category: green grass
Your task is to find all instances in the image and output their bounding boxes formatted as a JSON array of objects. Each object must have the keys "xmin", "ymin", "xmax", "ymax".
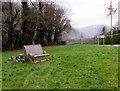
[
  {"xmin": 2, "ymin": 44, "xmax": 118, "ymax": 89},
  {"xmin": 0, "ymin": 52, "xmax": 2, "ymax": 90}
]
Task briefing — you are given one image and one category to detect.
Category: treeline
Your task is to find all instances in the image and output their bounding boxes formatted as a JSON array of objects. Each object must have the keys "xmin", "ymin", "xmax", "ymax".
[{"xmin": 2, "ymin": 1, "xmax": 71, "ymax": 51}]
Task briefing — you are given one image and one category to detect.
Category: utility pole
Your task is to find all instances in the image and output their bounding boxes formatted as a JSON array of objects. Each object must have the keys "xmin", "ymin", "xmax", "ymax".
[
  {"xmin": 107, "ymin": 0, "xmax": 117, "ymax": 46},
  {"xmin": 80, "ymin": 33, "xmax": 83, "ymax": 44}
]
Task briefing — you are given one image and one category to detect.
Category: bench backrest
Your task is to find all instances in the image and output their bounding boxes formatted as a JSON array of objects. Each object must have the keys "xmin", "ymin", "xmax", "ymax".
[{"xmin": 23, "ymin": 44, "xmax": 43, "ymax": 56}]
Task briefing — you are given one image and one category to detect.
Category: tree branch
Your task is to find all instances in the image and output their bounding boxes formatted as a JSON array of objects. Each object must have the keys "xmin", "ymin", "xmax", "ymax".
[
  {"xmin": 13, "ymin": 18, "xmax": 20, "ymax": 29},
  {"xmin": 2, "ymin": 25, "xmax": 8, "ymax": 33}
]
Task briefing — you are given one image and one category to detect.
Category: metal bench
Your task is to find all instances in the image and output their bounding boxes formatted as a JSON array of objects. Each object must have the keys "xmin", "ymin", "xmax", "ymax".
[{"xmin": 23, "ymin": 44, "xmax": 50, "ymax": 63}]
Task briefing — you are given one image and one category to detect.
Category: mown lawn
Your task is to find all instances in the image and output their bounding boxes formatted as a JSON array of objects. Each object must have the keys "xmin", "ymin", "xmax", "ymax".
[{"xmin": 2, "ymin": 44, "xmax": 118, "ymax": 89}]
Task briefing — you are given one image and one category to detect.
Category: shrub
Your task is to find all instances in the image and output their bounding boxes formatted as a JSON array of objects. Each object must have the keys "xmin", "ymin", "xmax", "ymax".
[
  {"xmin": 58, "ymin": 41, "xmax": 66, "ymax": 45},
  {"xmin": 99, "ymin": 34, "xmax": 120, "ymax": 44}
]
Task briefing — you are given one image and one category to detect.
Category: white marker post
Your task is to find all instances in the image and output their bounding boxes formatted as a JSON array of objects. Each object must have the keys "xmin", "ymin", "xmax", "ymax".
[{"xmin": 97, "ymin": 35, "xmax": 105, "ymax": 45}]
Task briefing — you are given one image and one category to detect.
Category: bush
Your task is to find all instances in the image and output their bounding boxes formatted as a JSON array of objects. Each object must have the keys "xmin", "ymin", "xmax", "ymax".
[
  {"xmin": 58, "ymin": 41, "xmax": 66, "ymax": 45},
  {"xmin": 99, "ymin": 34, "xmax": 120, "ymax": 44}
]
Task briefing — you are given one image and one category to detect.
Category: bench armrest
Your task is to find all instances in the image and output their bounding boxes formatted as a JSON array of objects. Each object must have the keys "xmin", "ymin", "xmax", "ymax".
[{"xmin": 34, "ymin": 54, "xmax": 50, "ymax": 58}]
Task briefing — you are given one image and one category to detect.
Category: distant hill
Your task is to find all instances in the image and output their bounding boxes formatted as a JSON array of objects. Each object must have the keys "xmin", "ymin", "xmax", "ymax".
[
  {"xmin": 77, "ymin": 25, "xmax": 110, "ymax": 38},
  {"xmin": 62, "ymin": 25, "xmax": 111, "ymax": 44}
]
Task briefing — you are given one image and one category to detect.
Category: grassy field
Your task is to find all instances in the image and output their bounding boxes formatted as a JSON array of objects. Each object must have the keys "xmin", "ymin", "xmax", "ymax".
[{"xmin": 2, "ymin": 44, "xmax": 118, "ymax": 89}]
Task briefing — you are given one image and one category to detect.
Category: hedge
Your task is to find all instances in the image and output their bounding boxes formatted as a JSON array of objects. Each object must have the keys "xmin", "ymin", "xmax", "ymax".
[{"xmin": 99, "ymin": 34, "xmax": 120, "ymax": 44}]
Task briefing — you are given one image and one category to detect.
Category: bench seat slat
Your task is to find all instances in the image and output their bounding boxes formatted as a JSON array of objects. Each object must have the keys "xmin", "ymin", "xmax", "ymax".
[{"xmin": 34, "ymin": 54, "xmax": 50, "ymax": 58}]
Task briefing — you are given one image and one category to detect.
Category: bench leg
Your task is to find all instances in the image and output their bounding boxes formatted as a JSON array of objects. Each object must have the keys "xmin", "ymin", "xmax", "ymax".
[{"xmin": 24, "ymin": 55, "xmax": 34, "ymax": 62}]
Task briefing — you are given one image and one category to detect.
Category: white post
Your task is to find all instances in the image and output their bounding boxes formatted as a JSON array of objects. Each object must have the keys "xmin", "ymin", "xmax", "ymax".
[
  {"xmin": 103, "ymin": 38, "xmax": 105, "ymax": 45},
  {"xmin": 98, "ymin": 38, "xmax": 99, "ymax": 45}
]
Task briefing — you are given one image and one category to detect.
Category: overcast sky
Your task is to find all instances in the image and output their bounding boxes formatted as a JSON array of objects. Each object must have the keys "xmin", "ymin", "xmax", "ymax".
[
  {"xmin": 59, "ymin": 0, "xmax": 119, "ymax": 29},
  {"xmin": 4, "ymin": 0, "xmax": 119, "ymax": 29}
]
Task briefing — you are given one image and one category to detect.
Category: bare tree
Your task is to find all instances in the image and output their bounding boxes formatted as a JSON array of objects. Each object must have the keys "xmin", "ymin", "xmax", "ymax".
[
  {"xmin": 2, "ymin": 1, "xmax": 71, "ymax": 50},
  {"xmin": 2, "ymin": 2, "xmax": 21, "ymax": 50}
]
